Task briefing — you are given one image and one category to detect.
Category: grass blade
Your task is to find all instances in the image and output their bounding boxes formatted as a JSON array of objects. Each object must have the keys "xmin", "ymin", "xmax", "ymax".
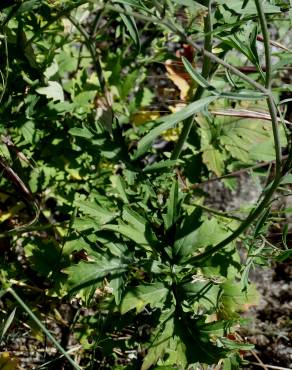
[{"xmin": 8, "ymin": 288, "xmax": 81, "ymax": 370}]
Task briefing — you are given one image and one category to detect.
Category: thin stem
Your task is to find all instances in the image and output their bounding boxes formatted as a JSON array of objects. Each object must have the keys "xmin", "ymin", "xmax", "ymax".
[
  {"xmin": 255, "ymin": 0, "xmax": 272, "ymax": 89},
  {"xmin": 191, "ymin": 202, "xmax": 243, "ymax": 221},
  {"xmin": 106, "ymin": 1, "xmax": 287, "ymax": 259},
  {"xmin": 267, "ymin": 95, "xmax": 282, "ymax": 177},
  {"xmin": 105, "ymin": 4, "xmax": 269, "ymax": 94},
  {"xmin": 68, "ymin": 15, "xmax": 105, "ymax": 91},
  {"xmin": 8, "ymin": 287, "xmax": 82, "ymax": 370},
  {"xmin": 0, "ymin": 34, "xmax": 9, "ymax": 105},
  {"xmin": 193, "ymin": 155, "xmax": 288, "ymax": 187},
  {"xmin": 188, "ymin": 1, "xmax": 285, "ymax": 260},
  {"xmin": 27, "ymin": 0, "xmax": 90, "ymax": 46},
  {"xmin": 248, "ymin": 362, "xmax": 292, "ymax": 370},
  {"xmin": 189, "ymin": 174, "xmax": 283, "ymax": 264},
  {"xmin": 254, "ymin": 0, "xmax": 282, "ymax": 175},
  {"xmin": 210, "ymin": 109, "xmax": 291, "ymax": 125},
  {"xmin": 171, "ymin": 0, "xmax": 213, "ymax": 160}
]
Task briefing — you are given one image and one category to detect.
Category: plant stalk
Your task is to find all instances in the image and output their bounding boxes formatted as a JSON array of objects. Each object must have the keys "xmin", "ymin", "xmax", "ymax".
[
  {"xmin": 68, "ymin": 15, "xmax": 105, "ymax": 91},
  {"xmin": 171, "ymin": 0, "xmax": 213, "ymax": 160},
  {"xmin": 105, "ymin": 4, "xmax": 269, "ymax": 94},
  {"xmin": 189, "ymin": 173, "xmax": 283, "ymax": 264},
  {"xmin": 8, "ymin": 287, "xmax": 82, "ymax": 370},
  {"xmin": 254, "ymin": 0, "xmax": 282, "ymax": 176}
]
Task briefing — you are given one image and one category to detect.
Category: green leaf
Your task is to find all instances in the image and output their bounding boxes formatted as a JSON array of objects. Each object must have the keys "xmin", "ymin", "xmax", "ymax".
[
  {"xmin": 120, "ymin": 5, "xmax": 141, "ymax": 50},
  {"xmin": 17, "ymin": 0, "xmax": 44, "ymax": 14},
  {"xmin": 103, "ymin": 206, "xmax": 156, "ymax": 250},
  {"xmin": 220, "ymin": 91, "xmax": 266, "ymax": 101},
  {"xmin": 182, "ymin": 57, "xmax": 215, "ymax": 90},
  {"xmin": 221, "ymin": 281, "xmax": 259, "ymax": 317},
  {"xmin": 24, "ymin": 239, "xmax": 62, "ymax": 277},
  {"xmin": 219, "ymin": 337, "xmax": 254, "ymax": 351},
  {"xmin": 134, "ymin": 95, "xmax": 217, "ymax": 158},
  {"xmin": 276, "ymin": 249, "xmax": 292, "ymax": 262},
  {"xmin": 142, "ymin": 311, "xmax": 174, "ymax": 370},
  {"xmin": 280, "ymin": 174, "xmax": 292, "ymax": 185},
  {"xmin": 0, "ymin": 308, "xmax": 16, "ymax": 342},
  {"xmin": 73, "ymin": 217, "xmax": 101, "ymax": 231},
  {"xmin": 171, "ymin": 314, "xmax": 227, "ymax": 365},
  {"xmin": 196, "ymin": 319, "xmax": 234, "ymax": 337},
  {"xmin": 143, "ymin": 160, "xmax": 178, "ymax": 173},
  {"xmin": 122, "ymin": 206, "xmax": 147, "ymax": 233},
  {"xmin": 217, "ymin": 0, "xmax": 280, "ymax": 15},
  {"xmin": 74, "ymin": 199, "xmax": 114, "ymax": 225},
  {"xmin": 202, "ymin": 146, "xmax": 224, "ymax": 176},
  {"xmin": 110, "ymin": 175, "xmax": 129, "ymax": 203},
  {"xmin": 172, "ymin": 0, "xmax": 206, "ymax": 10},
  {"xmin": 181, "ymin": 281, "xmax": 221, "ymax": 311},
  {"xmin": 36, "ymin": 81, "xmax": 65, "ymax": 102},
  {"xmin": 164, "ymin": 181, "xmax": 179, "ymax": 230},
  {"xmin": 69, "ymin": 127, "xmax": 94, "ymax": 139},
  {"xmin": 103, "ymin": 223, "xmax": 150, "ymax": 248},
  {"xmin": 114, "ymin": 0, "xmax": 147, "ymax": 10},
  {"xmin": 120, "ymin": 283, "xmax": 168, "ymax": 314},
  {"xmin": 173, "ymin": 207, "xmax": 202, "ymax": 260},
  {"xmin": 64, "ymin": 258, "xmax": 128, "ymax": 293}
]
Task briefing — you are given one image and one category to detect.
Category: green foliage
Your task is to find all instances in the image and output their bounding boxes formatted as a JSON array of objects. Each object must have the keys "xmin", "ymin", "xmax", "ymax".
[{"xmin": 0, "ymin": 0, "xmax": 291, "ymax": 369}]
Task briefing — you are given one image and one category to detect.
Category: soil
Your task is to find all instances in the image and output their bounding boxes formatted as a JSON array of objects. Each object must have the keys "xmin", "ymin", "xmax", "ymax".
[{"xmin": 243, "ymin": 261, "xmax": 292, "ymax": 369}]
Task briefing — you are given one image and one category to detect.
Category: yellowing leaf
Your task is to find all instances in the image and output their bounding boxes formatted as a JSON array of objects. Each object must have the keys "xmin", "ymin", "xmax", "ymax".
[
  {"xmin": 0, "ymin": 353, "xmax": 19, "ymax": 370},
  {"xmin": 202, "ymin": 146, "xmax": 224, "ymax": 176},
  {"xmin": 161, "ymin": 127, "xmax": 181, "ymax": 142},
  {"xmin": 0, "ymin": 203, "xmax": 25, "ymax": 223},
  {"xmin": 132, "ymin": 111, "xmax": 160, "ymax": 125}
]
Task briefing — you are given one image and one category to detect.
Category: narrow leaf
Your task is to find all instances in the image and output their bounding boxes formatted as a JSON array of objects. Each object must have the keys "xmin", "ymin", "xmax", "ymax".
[
  {"xmin": 0, "ymin": 308, "xmax": 16, "ymax": 341},
  {"xmin": 134, "ymin": 95, "xmax": 217, "ymax": 158},
  {"xmin": 182, "ymin": 57, "xmax": 215, "ymax": 90},
  {"xmin": 120, "ymin": 5, "xmax": 140, "ymax": 50}
]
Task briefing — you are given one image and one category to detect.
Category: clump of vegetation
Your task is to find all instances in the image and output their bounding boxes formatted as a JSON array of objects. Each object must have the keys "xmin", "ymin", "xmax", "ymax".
[{"xmin": 0, "ymin": 1, "xmax": 291, "ymax": 369}]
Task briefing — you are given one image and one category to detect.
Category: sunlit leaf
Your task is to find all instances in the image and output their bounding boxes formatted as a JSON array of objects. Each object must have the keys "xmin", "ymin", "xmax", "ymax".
[{"xmin": 120, "ymin": 283, "xmax": 168, "ymax": 314}]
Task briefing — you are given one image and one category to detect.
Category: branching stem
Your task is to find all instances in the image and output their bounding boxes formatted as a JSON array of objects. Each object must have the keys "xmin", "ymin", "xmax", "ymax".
[
  {"xmin": 171, "ymin": 0, "xmax": 213, "ymax": 160},
  {"xmin": 105, "ymin": 1, "xmax": 289, "ymax": 259}
]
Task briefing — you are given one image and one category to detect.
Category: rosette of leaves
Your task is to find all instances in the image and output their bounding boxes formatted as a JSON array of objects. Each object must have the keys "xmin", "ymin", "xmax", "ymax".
[{"xmin": 63, "ymin": 179, "xmax": 258, "ymax": 369}]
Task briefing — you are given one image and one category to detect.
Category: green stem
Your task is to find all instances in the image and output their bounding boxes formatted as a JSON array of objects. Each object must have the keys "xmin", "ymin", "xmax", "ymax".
[
  {"xmin": 8, "ymin": 287, "xmax": 82, "ymax": 370},
  {"xmin": 254, "ymin": 0, "xmax": 282, "ymax": 175},
  {"xmin": 0, "ymin": 33, "xmax": 9, "ymax": 105},
  {"xmin": 267, "ymin": 95, "xmax": 282, "ymax": 177},
  {"xmin": 105, "ymin": 4, "xmax": 269, "ymax": 94},
  {"xmin": 254, "ymin": 0, "xmax": 271, "ymax": 89},
  {"xmin": 189, "ymin": 173, "xmax": 282, "ymax": 264},
  {"xmin": 0, "ymin": 222, "xmax": 70, "ymax": 239},
  {"xmin": 106, "ymin": 1, "xmax": 288, "ymax": 259},
  {"xmin": 191, "ymin": 202, "xmax": 243, "ymax": 221},
  {"xmin": 68, "ymin": 15, "xmax": 105, "ymax": 91},
  {"xmin": 255, "ymin": 0, "xmax": 282, "ymax": 176},
  {"xmin": 171, "ymin": 0, "xmax": 213, "ymax": 160},
  {"xmin": 26, "ymin": 0, "xmax": 90, "ymax": 46},
  {"xmin": 187, "ymin": 1, "xmax": 285, "ymax": 260}
]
